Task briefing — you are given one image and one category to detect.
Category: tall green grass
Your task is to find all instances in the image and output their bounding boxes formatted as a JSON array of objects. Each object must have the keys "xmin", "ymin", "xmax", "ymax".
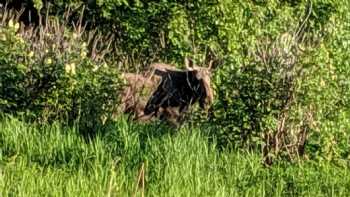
[{"xmin": 0, "ymin": 116, "xmax": 349, "ymax": 196}]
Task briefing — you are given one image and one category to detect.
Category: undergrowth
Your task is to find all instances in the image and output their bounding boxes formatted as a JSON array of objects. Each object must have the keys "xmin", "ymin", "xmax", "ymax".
[{"xmin": 0, "ymin": 116, "xmax": 349, "ymax": 196}]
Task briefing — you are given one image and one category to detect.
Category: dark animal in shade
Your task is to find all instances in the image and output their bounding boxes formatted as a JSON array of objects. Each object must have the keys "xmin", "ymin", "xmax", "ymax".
[
  {"xmin": 144, "ymin": 59, "xmax": 214, "ymax": 119},
  {"xmin": 119, "ymin": 59, "xmax": 215, "ymax": 125}
]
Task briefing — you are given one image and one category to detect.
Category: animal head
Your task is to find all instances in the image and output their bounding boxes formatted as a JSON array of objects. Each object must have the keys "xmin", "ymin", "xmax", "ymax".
[{"xmin": 184, "ymin": 57, "xmax": 217, "ymax": 108}]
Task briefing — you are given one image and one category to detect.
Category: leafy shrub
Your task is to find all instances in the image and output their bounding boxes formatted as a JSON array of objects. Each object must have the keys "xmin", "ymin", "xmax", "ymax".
[
  {"xmin": 305, "ymin": 0, "xmax": 350, "ymax": 163},
  {"xmin": 20, "ymin": 0, "xmax": 222, "ymax": 66},
  {"xmin": 204, "ymin": 1, "xmax": 314, "ymax": 149},
  {"xmin": 209, "ymin": 0, "xmax": 350, "ymax": 163},
  {"xmin": 0, "ymin": 16, "xmax": 124, "ymax": 133}
]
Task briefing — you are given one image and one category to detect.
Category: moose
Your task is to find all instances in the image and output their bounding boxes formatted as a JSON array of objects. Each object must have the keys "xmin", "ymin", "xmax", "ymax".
[{"xmin": 120, "ymin": 58, "xmax": 217, "ymax": 125}]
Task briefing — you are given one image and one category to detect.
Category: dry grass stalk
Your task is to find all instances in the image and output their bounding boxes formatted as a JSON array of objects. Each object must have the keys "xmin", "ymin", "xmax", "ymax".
[
  {"xmin": 262, "ymin": 1, "xmax": 314, "ymax": 165},
  {"xmin": 0, "ymin": 3, "xmax": 116, "ymax": 67},
  {"xmin": 133, "ymin": 163, "xmax": 145, "ymax": 197}
]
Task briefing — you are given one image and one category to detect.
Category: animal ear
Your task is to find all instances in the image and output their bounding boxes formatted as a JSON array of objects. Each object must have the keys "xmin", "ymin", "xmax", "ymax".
[
  {"xmin": 185, "ymin": 57, "xmax": 194, "ymax": 69},
  {"xmin": 205, "ymin": 47, "xmax": 222, "ymax": 70},
  {"xmin": 208, "ymin": 59, "xmax": 220, "ymax": 70},
  {"xmin": 208, "ymin": 60, "xmax": 214, "ymax": 70}
]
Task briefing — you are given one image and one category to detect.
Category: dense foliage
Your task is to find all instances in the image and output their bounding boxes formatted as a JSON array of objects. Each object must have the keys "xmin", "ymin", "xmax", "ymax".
[
  {"xmin": 1, "ymin": 0, "xmax": 349, "ymax": 163},
  {"xmin": 0, "ymin": 16, "xmax": 124, "ymax": 133}
]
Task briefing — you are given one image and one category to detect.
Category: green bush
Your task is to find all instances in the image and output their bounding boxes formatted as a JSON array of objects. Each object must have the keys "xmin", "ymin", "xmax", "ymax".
[
  {"xmin": 0, "ymin": 18, "xmax": 124, "ymax": 132},
  {"xmin": 210, "ymin": 0, "xmax": 350, "ymax": 163},
  {"xmin": 28, "ymin": 0, "xmax": 223, "ymax": 65},
  {"xmin": 305, "ymin": 0, "xmax": 350, "ymax": 163}
]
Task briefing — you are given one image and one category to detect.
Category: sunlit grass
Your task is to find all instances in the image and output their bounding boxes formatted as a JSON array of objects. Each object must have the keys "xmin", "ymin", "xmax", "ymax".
[{"xmin": 0, "ymin": 116, "xmax": 349, "ymax": 196}]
